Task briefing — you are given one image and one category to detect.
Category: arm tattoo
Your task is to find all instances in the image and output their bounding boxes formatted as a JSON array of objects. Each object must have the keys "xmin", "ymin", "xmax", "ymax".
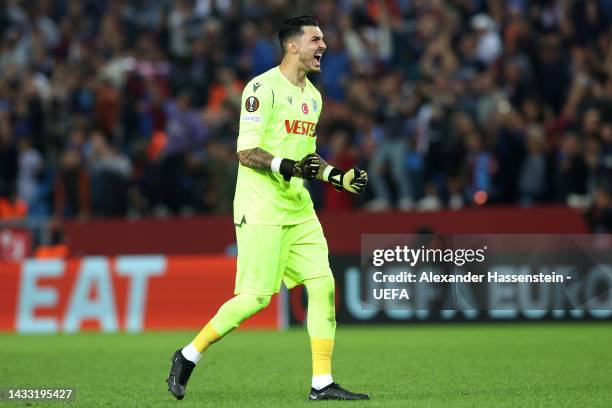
[
  {"xmin": 315, "ymin": 154, "xmax": 330, "ymax": 181},
  {"xmin": 237, "ymin": 148, "xmax": 275, "ymax": 171}
]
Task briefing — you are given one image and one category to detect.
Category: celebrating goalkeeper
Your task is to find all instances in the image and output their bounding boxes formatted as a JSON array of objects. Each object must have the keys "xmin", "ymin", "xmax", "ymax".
[{"xmin": 166, "ymin": 14, "xmax": 369, "ymax": 402}]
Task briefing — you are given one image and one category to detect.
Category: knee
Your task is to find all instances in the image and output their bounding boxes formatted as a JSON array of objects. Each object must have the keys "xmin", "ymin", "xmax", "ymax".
[
  {"xmin": 255, "ymin": 294, "xmax": 272, "ymax": 309},
  {"xmin": 305, "ymin": 275, "xmax": 335, "ymax": 303},
  {"xmin": 305, "ymin": 275, "xmax": 337, "ymax": 333},
  {"xmin": 245, "ymin": 294, "xmax": 272, "ymax": 312}
]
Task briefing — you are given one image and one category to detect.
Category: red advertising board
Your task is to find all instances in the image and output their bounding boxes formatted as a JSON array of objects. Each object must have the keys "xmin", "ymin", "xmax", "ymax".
[
  {"xmin": 0, "ymin": 228, "xmax": 32, "ymax": 261},
  {"xmin": 0, "ymin": 255, "xmax": 279, "ymax": 333},
  {"xmin": 62, "ymin": 206, "xmax": 589, "ymax": 256}
]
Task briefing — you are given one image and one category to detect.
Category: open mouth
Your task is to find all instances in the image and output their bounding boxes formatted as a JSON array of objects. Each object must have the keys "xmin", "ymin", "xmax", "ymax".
[{"xmin": 313, "ymin": 52, "xmax": 323, "ymax": 67}]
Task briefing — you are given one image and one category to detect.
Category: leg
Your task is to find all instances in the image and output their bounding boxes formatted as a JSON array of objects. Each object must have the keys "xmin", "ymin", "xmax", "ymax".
[
  {"xmin": 167, "ymin": 293, "xmax": 271, "ymax": 400},
  {"xmin": 191, "ymin": 293, "xmax": 272, "ymax": 356},
  {"xmin": 283, "ymin": 219, "xmax": 369, "ymax": 400},
  {"xmin": 167, "ymin": 223, "xmax": 286, "ymax": 400},
  {"xmin": 304, "ymin": 275, "xmax": 336, "ymax": 387}
]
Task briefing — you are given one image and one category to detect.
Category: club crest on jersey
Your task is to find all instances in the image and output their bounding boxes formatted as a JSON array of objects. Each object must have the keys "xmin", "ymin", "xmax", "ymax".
[
  {"xmin": 301, "ymin": 103, "xmax": 309, "ymax": 114},
  {"xmin": 312, "ymin": 99, "xmax": 317, "ymax": 112},
  {"xmin": 245, "ymin": 96, "xmax": 259, "ymax": 112}
]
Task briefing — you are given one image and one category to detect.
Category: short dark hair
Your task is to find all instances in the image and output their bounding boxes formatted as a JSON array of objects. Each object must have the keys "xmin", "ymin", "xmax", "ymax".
[{"xmin": 278, "ymin": 14, "xmax": 319, "ymax": 53}]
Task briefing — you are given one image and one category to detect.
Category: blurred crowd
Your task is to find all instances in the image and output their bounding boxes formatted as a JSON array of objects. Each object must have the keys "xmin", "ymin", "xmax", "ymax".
[{"xmin": 0, "ymin": 0, "xmax": 611, "ymax": 232}]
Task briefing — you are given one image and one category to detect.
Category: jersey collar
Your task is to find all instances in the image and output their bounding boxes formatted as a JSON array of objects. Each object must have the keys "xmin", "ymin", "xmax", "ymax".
[{"xmin": 276, "ymin": 66, "xmax": 308, "ymax": 94}]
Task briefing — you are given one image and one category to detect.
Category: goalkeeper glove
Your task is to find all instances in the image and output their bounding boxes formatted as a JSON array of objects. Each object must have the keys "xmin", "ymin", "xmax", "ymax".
[
  {"xmin": 275, "ymin": 154, "xmax": 320, "ymax": 181},
  {"xmin": 327, "ymin": 167, "xmax": 368, "ymax": 194}
]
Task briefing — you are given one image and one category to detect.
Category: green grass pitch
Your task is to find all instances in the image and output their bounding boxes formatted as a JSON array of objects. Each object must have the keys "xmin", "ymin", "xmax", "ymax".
[{"xmin": 1, "ymin": 323, "xmax": 611, "ymax": 407}]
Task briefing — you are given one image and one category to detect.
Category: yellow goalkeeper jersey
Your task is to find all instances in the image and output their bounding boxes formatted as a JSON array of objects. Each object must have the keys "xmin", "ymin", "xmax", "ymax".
[{"xmin": 234, "ymin": 66, "xmax": 323, "ymax": 226}]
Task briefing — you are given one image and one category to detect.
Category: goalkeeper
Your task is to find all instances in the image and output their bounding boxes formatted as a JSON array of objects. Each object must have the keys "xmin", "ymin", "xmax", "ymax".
[{"xmin": 166, "ymin": 14, "xmax": 369, "ymax": 402}]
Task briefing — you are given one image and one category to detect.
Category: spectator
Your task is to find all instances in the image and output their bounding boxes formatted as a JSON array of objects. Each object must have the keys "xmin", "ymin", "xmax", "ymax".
[
  {"xmin": 0, "ymin": 117, "xmax": 18, "ymax": 200},
  {"xmin": 0, "ymin": 0, "xmax": 608, "ymax": 227},
  {"xmin": 238, "ymin": 21, "xmax": 277, "ymax": 78},
  {"xmin": 323, "ymin": 130, "xmax": 357, "ymax": 211},
  {"xmin": 518, "ymin": 125, "xmax": 547, "ymax": 205},
  {"xmin": 16, "ymin": 137, "xmax": 42, "ymax": 210},
  {"xmin": 471, "ymin": 13, "xmax": 503, "ymax": 66},
  {"xmin": 319, "ymin": 30, "xmax": 351, "ymax": 102},
  {"xmin": 571, "ymin": 0, "xmax": 609, "ymax": 46},
  {"xmin": 534, "ymin": 33, "xmax": 571, "ymax": 114},
  {"xmin": 160, "ymin": 90, "xmax": 207, "ymax": 214},
  {"xmin": 54, "ymin": 148, "xmax": 90, "ymax": 219},
  {"xmin": 207, "ymin": 67, "xmax": 243, "ymax": 113},
  {"xmin": 584, "ymin": 183, "xmax": 612, "ymax": 233},
  {"xmin": 88, "ymin": 129, "xmax": 132, "ymax": 217},
  {"xmin": 168, "ymin": 0, "xmax": 193, "ymax": 59},
  {"xmin": 367, "ymin": 73, "xmax": 415, "ymax": 211},
  {"xmin": 465, "ymin": 130, "xmax": 497, "ymax": 203},
  {"xmin": 94, "ymin": 78, "xmax": 120, "ymax": 136},
  {"xmin": 557, "ymin": 132, "xmax": 588, "ymax": 202}
]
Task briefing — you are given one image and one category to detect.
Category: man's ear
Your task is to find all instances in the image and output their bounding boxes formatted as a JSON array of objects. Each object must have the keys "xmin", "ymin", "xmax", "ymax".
[{"xmin": 287, "ymin": 40, "xmax": 298, "ymax": 55}]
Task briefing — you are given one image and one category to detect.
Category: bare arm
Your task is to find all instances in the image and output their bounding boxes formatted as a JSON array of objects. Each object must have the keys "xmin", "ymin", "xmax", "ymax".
[
  {"xmin": 237, "ymin": 147, "xmax": 275, "ymax": 171},
  {"xmin": 238, "ymin": 149, "xmax": 324, "ymax": 181}
]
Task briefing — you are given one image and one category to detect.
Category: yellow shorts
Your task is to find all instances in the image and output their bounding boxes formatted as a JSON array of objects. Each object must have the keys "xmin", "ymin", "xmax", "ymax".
[{"xmin": 234, "ymin": 218, "xmax": 332, "ymax": 295}]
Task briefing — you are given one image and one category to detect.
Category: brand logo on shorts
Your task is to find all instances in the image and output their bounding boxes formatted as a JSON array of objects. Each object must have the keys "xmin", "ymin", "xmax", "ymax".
[
  {"xmin": 301, "ymin": 103, "xmax": 309, "ymax": 114},
  {"xmin": 245, "ymin": 96, "xmax": 259, "ymax": 112}
]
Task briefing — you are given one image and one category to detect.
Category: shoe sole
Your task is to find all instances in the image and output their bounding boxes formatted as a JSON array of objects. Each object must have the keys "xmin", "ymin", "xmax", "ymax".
[
  {"xmin": 309, "ymin": 395, "xmax": 369, "ymax": 401},
  {"xmin": 166, "ymin": 377, "xmax": 185, "ymax": 400}
]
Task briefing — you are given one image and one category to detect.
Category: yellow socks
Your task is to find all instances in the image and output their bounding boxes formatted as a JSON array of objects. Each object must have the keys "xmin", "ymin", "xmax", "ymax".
[
  {"xmin": 181, "ymin": 322, "xmax": 220, "ymax": 364},
  {"xmin": 193, "ymin": 322, "xmax": 221, "ymax": 352},
  {"xmin": 311, "ymin": 337, "xmax": 334, "ymax": 389},
  {"xmin": 311, "ymin": 337, "xmax": 334, "ymax": 375},
  {"xmin": 305, "ymin": 276, "xmax": 337, "ymax": 389},
  {"xmin": 182, "ymin": 293, "xmax": 272, "ymax": 364}
]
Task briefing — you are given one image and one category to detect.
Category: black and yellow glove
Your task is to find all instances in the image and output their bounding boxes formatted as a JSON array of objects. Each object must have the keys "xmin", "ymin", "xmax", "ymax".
[
  {"xmin": 327, "ymin": 167, "xmax": 368, "ymax": 194},
  {"xmin": 278, "ymin": 154, "xmax": 320, "ymax": 181}
]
